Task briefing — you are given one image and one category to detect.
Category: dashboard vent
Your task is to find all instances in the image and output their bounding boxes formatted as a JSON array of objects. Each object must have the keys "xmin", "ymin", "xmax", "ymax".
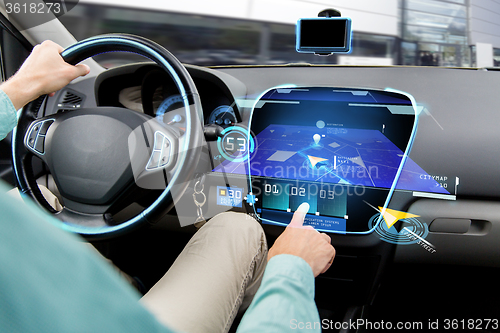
[
  {"xmin": 62, "ymin": 91, "xmax": 82, "ymax": 105},
  {"xmin": 57, "ymin": 89, "xmax": 85, "ymax": 112}
]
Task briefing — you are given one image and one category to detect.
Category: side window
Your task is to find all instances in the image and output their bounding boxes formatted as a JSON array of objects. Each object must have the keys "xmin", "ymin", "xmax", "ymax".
[
  {"xmin": 0, "ymin": 28, "xmax": 30, "ymax": 79},
  {"xmin": 0, "ymin": 15, "xmax": 32, "ymax": 185}
]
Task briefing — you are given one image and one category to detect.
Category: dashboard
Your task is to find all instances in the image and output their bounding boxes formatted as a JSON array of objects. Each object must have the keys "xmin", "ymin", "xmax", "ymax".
[
  {"xmin": 46, "ymin": 63, "xmax": 500, "ymax": 254},
  {"xmin": 42, "ymin": 62, "xmax": 500, "ymax": 306}
]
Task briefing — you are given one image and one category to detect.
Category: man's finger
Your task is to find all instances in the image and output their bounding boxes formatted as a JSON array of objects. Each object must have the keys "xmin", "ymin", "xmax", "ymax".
[
  {"xmin": 321, "ymin": 261, "xmax": 333, "ymax": 274},
  {"xmin": 321, "ymin": 233, "xmax": 331, "ymax": 243},
  {"xmin": 54, "ymin": 43, "xmax": 64, "ymax": 53},
  {"xmin": 75, "ymin": 64, "xmax": 91, "ymax": 77},
  {"xmin": 288, "ymin": 202, "xmax": 310, "ymax": 228}
]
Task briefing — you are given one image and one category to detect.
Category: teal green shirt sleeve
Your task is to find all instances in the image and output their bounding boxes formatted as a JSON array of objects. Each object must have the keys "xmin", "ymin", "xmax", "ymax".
[
  {"xmin": 237, "ymin": 254, "xmax": 321, "ymax": 333},
  {"xmin": 0, "ymin": 181, "xmax": 176, "ymax": 333},
  {"xmin": 0, "ymin": 89, "xmax": 18, "ymax": 140}
]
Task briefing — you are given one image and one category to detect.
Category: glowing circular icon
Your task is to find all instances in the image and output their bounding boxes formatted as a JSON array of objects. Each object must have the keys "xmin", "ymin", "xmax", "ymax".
[
  {"xmin": 316, "ymin": 120, "xmax": 325, "ymax": 129},
  {"xmin": 217, "ymin": 126, "xmax": 255, "ymax": 162},
  {"xmin": 368, "ymin": 213, "xmax": 429, "ymax": 245}
]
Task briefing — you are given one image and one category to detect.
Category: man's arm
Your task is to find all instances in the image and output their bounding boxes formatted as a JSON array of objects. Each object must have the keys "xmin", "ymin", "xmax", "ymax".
[{"xmin": 237, "ymin": 203, "xmax": 336, "ymax": 332}]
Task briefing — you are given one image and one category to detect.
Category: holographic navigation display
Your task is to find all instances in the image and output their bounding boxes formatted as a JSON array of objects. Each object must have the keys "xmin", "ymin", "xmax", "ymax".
[{"xmin": 211, "ymin": 87, "xmax": 448, "ymax": 233}]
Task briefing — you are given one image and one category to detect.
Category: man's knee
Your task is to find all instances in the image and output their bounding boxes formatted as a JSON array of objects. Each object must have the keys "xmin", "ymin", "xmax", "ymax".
[
  {"xmin": 200, "ymin": 212, "xmax": 267, "ymax": 256},
  {"xmin": 206, "ymin": 212, "xmax": 264, "ymax": 237}
]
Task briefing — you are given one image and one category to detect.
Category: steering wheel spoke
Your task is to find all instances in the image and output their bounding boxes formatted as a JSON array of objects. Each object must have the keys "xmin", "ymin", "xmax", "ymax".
[{"xmin": 24, "ymin": 117, "xmax": 56, "ymax": 158}]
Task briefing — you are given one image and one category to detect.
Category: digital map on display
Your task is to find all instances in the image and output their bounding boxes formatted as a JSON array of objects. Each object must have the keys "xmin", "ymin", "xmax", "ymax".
[{"xmin": 213, "ymin": 124, "xmax": 449, "ymax": 194}]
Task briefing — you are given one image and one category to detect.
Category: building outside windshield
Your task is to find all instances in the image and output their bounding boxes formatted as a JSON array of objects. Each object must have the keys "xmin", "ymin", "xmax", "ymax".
[{"xmin": 60, "ymin": 0, "xmax": 500, "ymax": 68}]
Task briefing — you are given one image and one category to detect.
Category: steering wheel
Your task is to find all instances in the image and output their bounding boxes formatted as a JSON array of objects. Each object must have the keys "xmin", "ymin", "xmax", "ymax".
[{"xmin": 12, "ymin": 34, "xmax": 203, "ymax": 240}]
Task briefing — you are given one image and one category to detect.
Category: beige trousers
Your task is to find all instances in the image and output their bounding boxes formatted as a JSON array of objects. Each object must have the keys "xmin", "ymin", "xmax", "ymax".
[
  {"xmin": 141, "ymin": 212, "xmax": 268, "ymax": 333},
  {"xmin": 8, "ymin": 187, "xmax": 267, "ymax": 333}
]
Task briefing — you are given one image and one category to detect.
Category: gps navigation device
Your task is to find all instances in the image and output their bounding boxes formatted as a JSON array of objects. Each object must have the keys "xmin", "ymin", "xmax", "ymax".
[{"xmin": 296, "ymin": 17, "xmax": 352, "ymax": 54}]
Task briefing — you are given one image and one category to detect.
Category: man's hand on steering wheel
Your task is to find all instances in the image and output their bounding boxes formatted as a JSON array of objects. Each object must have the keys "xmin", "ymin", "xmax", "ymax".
[{"xmin": 0, "ymin": 40, "xmax": 90, "ymax": 110}]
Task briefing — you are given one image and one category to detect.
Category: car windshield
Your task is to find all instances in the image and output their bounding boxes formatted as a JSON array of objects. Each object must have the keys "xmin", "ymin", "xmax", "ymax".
[{"xmin": 58, "ymin": 0, "xmax": 498, "ymax": 68}]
